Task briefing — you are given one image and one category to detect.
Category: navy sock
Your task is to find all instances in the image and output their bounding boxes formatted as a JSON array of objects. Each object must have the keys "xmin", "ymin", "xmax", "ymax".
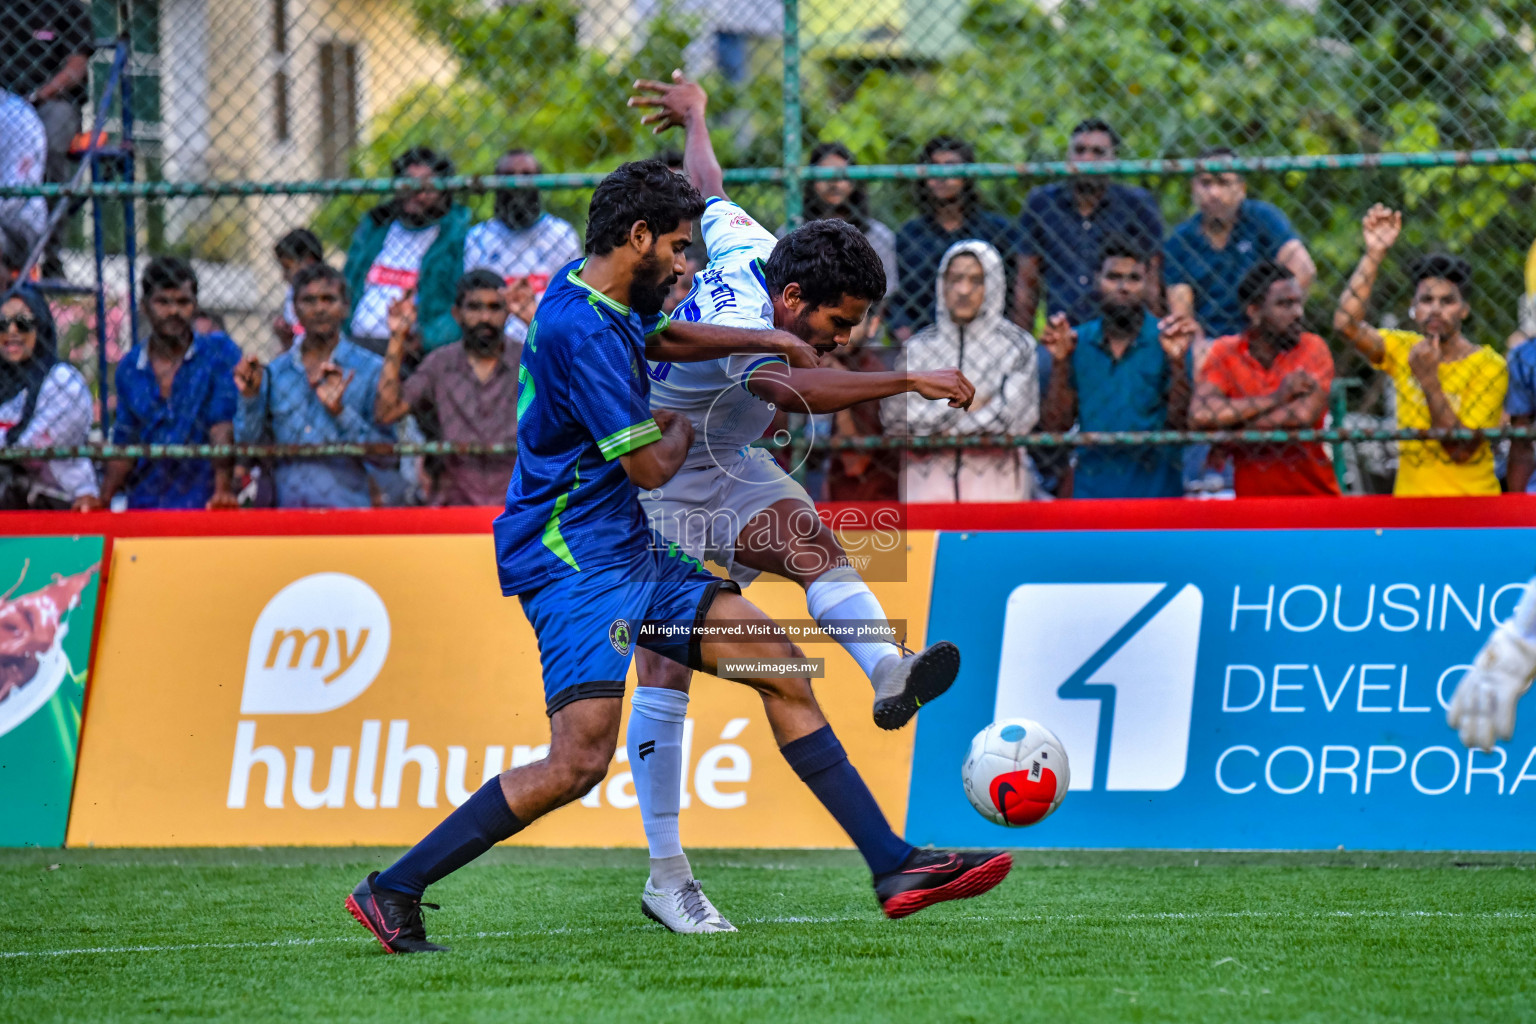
[
  {"xmin": 779, "ymin": 725, "xmax": 914, "ymax": 876},
  {"xmin": 376, "ymin": 778, "xmax": 524, "ymax": 897}
]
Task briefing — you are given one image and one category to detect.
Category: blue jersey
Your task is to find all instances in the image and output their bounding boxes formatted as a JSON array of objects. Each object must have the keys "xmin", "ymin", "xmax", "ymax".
[{"xmin": 493, "ymin": 260, "xmax": 671, "ymax": 595}]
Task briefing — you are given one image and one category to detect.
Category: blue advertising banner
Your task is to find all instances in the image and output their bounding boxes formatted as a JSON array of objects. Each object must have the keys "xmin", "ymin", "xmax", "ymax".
[{"xmin": 907, "ymin": 528, "xmax": 1536, "ymax": 850}]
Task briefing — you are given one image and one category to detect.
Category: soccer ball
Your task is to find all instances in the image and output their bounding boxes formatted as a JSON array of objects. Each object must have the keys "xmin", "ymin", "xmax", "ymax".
[{"xmin": 962, "ymin": 718, "xmax": 1070, "ymax": 827}]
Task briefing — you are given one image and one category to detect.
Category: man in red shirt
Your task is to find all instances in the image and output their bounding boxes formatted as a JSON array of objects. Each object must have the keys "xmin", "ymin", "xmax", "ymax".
[{"xmin": 1190, "ymin": 260, "xmax": 1341, "ymax": 496}]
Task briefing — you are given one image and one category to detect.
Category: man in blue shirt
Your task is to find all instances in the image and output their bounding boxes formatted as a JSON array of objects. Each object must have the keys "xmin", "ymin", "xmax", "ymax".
[
  {"xmin": 101, "ymin": 257, "xmax": 241, "ymax": 509},
  {"xmin": 233, "ymin": 262, "xmax": 393, "ymax": 507},
  {"xmin": 1018, "ymin": 119, "xmax": 1164, "ymax": 326},
  {"xmin": 890, "ymin": 136, "xmax": 1019, "ymax": 338},
  {"xmin": 1164, "ymin": 147, "xmax": 1316, "ymax": 339},
  {"xmin": 344, "ymin": 158, "xmax": 1009, "ymax": 954},
  {"xmin": 1040, "ymin": 236, "xmax": 1195, "ymax": 498}
]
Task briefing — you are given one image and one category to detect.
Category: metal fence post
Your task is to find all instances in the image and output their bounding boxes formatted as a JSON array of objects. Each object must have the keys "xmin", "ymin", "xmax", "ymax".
[{"xmin": 781, "ymin": 0, "xmax": 802, "ymax": 227}]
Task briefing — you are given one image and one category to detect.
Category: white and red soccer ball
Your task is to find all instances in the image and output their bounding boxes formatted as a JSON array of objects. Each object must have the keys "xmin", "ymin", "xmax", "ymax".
[{"xmin": 962, "ymin": 718, "xmax": 1070, "ymax": 827}]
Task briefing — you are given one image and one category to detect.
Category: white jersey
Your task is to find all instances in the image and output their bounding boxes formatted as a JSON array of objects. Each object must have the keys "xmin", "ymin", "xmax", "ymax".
[{"xmin": 646, "ymin": 198, "xmax": 784, "ymax": 458}]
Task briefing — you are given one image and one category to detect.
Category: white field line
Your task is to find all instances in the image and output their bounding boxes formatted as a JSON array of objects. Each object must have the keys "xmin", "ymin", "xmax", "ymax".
[{"xmin": 5, "ymin": 909, "xmax": 1536, "ymax": 960}]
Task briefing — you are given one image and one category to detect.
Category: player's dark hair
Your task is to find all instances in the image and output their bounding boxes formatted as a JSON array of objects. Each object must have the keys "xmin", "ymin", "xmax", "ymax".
[
  {"xmin": 141, "ymin": 255, "xmax": 199, "ymax": 300},
  {"xmin": 1410, "ymin": 252, "xmax": 1472, "ymax": 301},
  {"xmin": 1071, "ymin": 118, "xmax": 1121, "ymax": 149},
  {"xmin": 914, "ymin": 135, "xmax": 981, "ymax": 214},
  {"xmin": 1098, "ymin": 233, "xmax": 1148, "ymax": 269},
  {"xmin": 274, "ymin": 228, "xmax": 323, "ymax": 263},
  {"xmin": 1238, "ymin": 259, "xmax": 1295, "ymax": 310},
  {"xmin": 392, "ymin": 145, "xmax": 454, "ymax": 178},
  {"xmin": 657, "ymin": 147, "xmax": 684, "ymax": 171},
  {"xmin": 584, "ymin": 158, "xmax": 706, "ymax": 257},
  {"xmin": 292, "ymin": 261, "xmax": 347, "ymax": 301},
  {"xmin": 456, "ymin": 268, "xmax": 507, "ymax": 305},
  {"xmin": 766, "ymin": 219, "xmax": 887, "ymax": 311}
]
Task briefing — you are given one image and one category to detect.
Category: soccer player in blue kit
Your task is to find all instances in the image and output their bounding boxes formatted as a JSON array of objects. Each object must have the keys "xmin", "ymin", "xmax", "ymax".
[{"xmin": 344, "ymin": 158, "xmax": 1012, "ymax": 954}]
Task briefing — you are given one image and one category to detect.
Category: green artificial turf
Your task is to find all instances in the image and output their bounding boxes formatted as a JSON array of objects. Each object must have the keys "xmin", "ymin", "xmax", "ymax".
[{"xmin": 3, "ymin": 847, "xmax": 1534, "ymax": 1023}]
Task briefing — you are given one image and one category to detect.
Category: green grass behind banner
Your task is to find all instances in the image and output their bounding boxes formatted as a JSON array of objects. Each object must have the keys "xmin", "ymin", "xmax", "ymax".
[{"xmin": 3, "ymin": 848, "xmax": 1534, "ymax": 1023}]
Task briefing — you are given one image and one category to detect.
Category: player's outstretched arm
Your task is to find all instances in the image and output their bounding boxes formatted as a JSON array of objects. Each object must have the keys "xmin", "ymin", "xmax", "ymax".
[
  {"xmin": 648, "ymin": 319, "xmax": 819, "ymax": 368},
  {"xmin": 630, "ymin": 71, "xmax": 727, "ymax": 202},
  {"xmin": 619, "ymin": 408, "xmax": 694, "ymax": 490},
  {"xmin": 747, "ymin": 364, "xmax": 975, "ymax": 414}
]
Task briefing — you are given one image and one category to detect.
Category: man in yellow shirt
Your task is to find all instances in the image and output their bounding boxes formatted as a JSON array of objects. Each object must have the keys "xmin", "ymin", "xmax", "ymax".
[{"xmin": 1333, "ymin": 204, "xmax": 1507, "ymax": 495}]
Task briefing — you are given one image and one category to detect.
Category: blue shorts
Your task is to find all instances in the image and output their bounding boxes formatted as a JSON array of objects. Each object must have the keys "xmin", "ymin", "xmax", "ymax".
[{"xmin": 518, "ymin": 539, "xmax": 740, "ymax": 715}]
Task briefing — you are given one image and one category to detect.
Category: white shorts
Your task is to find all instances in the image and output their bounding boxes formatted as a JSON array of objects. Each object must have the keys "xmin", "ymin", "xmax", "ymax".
[{"xmin": 640, "ymin": 446, "xmax": 815, "ymax": 586}]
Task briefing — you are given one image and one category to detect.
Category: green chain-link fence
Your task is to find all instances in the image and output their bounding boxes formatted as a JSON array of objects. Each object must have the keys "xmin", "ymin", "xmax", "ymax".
[{"xmin": 2, "ymin": 0, "xmax": 1535, "ymax": 507}]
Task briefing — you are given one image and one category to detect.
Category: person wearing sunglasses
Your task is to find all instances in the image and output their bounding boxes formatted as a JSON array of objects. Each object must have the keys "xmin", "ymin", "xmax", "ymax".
[{"xmin": 0, "ymin": 292, "xmax": 98, "ymax": 510}]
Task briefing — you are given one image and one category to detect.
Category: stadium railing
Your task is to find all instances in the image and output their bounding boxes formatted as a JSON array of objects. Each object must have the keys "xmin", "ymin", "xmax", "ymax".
[{"xmin": 2, "ymin": 0, "xmax": 1534, "ymax": 506}]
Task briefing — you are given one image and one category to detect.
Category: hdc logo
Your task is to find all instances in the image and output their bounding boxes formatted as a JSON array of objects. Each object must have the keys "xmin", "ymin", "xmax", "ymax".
[{"xmin": 995, "ymin": 583, "xmax": 1202, "ymax": 792}]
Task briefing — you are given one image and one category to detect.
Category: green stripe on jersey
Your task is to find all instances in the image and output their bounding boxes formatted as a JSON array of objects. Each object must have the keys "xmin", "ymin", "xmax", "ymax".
[
  {"xmin": 596, "ymin": 419, "xmax": 662, "ymax": 460},
  {"xmin": 517, "ymin": 364, "xmax": 535, "ymax": 421},
  {"xmin": 541, "ymin": 463, "xmax": 581, "ymax": 571}
]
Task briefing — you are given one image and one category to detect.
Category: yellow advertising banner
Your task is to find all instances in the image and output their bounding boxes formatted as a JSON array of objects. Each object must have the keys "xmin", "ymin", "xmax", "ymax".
[{"xmin": 68, "ymin": 532, "xmax": 933, "ymax": 847}]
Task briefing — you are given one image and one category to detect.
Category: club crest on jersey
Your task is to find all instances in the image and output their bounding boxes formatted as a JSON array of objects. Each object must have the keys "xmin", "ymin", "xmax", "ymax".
[
  {"xmin": 609, "ymin": 618, "xmax": 632, "ymax": 655},
  {"xmin": 729, "ymin": 212, "xmax": 754, "ymax": 229}
]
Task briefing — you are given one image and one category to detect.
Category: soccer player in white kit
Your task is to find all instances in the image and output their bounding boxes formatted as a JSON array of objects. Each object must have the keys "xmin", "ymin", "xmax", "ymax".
[
  {"xmin": 626, "ymin": 72, "xmax": 979, "ymax": 932},
  {"xmin": 1448, "ymin": 580, "xmax": 1536, "ymax": 751}
]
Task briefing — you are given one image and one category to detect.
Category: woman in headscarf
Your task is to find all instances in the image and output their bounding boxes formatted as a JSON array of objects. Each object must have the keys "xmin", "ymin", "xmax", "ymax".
[
  {"xmin": 0, "ymin": 291, "xmax": 98, "ymax": 509},
  {"xmin": 883, "ymin": 239, "xmax": 1039, "ymax": 502}
]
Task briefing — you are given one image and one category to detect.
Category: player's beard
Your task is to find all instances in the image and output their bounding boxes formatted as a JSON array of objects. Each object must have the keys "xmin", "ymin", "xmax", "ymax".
[{"xmin": 629, "ymin": 246, "xmax": 675, "ymax": 316}]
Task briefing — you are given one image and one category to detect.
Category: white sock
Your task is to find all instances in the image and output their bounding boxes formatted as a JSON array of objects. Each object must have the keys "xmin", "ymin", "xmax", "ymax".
[
  {"xmin": 805, "ymin": 567, "xmax": 902, "ymax": 684},
  {"xmin": 627, "ymin": 687, "xmax": 689, "ymax": 866},
  {"xmin": 1510, "ymin": 577, "xmax": 1536, "ymax": 644}
]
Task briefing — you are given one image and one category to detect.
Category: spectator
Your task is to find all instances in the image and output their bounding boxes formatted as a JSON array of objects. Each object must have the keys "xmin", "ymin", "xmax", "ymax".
[
  {"xmin": 0, "ymin": 89, "xmax": 48, "ymax": 251},
  {"xmin": 781, "ymin": 142, "xmax": 898, "ymax": 297},
  {"xmin": 0, "ymin": 223, "xmax": 55, "ymax": 354},
  {"xmin": 101, "ymin": 257, "xmax": 241, "ymax": 509},
  {"xmin": 1039, "ymin": 237, "xmax": 1193, "ymax": 499},
  {"xmin": 1165, "ymin": 147, "xmax": 1316, "ymax": 340},
  {"xmin": 883, "ymin": 240, "xmax": 1038, "ymax": 501},
  {"xmin": 1513, "ymin": 235, "xmax": 1536, "ymax": 350},
  {"xmin": 1018, "ymin": 119, "xmax": 1163, "ymax": 327},
  {"xmin": 890, "ymin": 136, "xmax": 1018, "ymax": 340},
  {"xmin": 1190, "ymin": 260, "xmax": 1340, "ymax": 497},
  {"xmin": 375, "ymin": 270, "xmax": 519, "ymax": 506},
  {"xmin": 273, "ymin": 228, "xmax": 323, "ymax": 350},
  {"xmin": 463, "ymin": 149, "xmax": 583, "ymax": 343},
  {"xmin": 233, "ymin": 263, "xmax": 392, "ymax": 508},
  {"xmin": 1, "ymin": 1, "xmax": 91, "ymax": 277},
  {"xmin": 343, "ymin": 146, "xmax": 470, "ymax": 355},
  {"xmin": 0, "ymin": 290, "xmax": 96, "ymax": 509},
  {"xmin": 825, "ymin": 341, "xmax": 900, "ymax": 502},
  {"xmin": 1335, "ymin": 205, "xmax": 1507, "ymax": 496}
]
